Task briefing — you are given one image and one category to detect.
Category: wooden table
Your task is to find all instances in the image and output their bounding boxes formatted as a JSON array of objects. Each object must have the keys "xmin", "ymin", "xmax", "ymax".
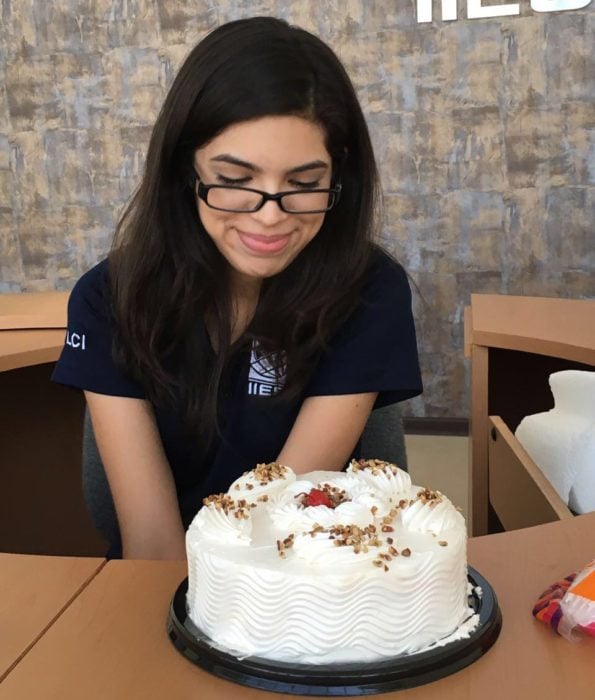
[
  {"xmin": 1, "ymin": 513, "xmax": 594, "ymax": 699},
  {"xmin": 0, "ymin": 290, "xmax": 69, "ymax": 372},
  {"xmin": 466, "ymin": 294, "xmax": 595, "ymax": 536},
  {"xmin": 0, "ymin": 291, "xmax": 105, "ymax": 556},
  {"xmin": 0, "ymin": 554, "xmax": 104, "ymax": 683}
]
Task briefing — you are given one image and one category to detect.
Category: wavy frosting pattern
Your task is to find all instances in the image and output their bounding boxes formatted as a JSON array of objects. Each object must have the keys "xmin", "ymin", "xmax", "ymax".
[{"xmin": 186, "ymin": 460, "xmax": 471, "ymax": 663}]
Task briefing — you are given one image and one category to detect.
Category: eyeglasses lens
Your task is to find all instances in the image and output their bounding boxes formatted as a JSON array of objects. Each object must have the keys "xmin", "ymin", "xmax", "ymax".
[
  {"xmin": 281, "ymin": 191, "xmax": 332, "ymax": 213},
  {"xmin": 206, "ymin": 187, "xmax": 332, "ymax": 213},
  {"xmin": 207, "ymin": 187, "xmax": 261, "ymax": 211}
]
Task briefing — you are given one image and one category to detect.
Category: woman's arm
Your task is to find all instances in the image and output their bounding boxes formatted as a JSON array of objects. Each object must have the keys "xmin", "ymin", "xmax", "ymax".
[
  {"xmin": 85, "ymin": 390, "xmax": 186, "ymax": 560},
  {"xmin": 277, "ymin": 392, "xmax": 378, "ymax": 474}
]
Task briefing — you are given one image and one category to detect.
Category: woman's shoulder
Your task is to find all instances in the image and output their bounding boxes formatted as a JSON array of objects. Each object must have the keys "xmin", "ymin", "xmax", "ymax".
[
  {"xmin": 331, "ymin": 245, "xmax": 414, "ymax": 339},
  {"xmin": 68, "ymin": 258, "xmax": 111, "ymax": 320},
  {"xmin": 360, "ymin": 245, "xmax": 410, "ymax": 303},
  {"xmin": 305, "ymin": 245, "xmax": 421, "ymax": 402},
  {"xmin": 72, "ymin": 258, "xmax": 109, "ymax": 294}
]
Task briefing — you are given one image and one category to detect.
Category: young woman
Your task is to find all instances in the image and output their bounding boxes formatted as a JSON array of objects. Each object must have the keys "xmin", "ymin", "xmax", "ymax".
[{"xmin": 52, "ymin": 16, "xmax": 422, "ymax": 560}]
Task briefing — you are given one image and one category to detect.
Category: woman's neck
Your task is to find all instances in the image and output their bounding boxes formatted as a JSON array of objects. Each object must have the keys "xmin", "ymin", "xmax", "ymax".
[
  {"xmin": 216, "ymin": 269, "xmax": 259, "ymax": 344},
  {"xmin": 206, "ymin": 269, "xmax": 262, "ymax": 349},
  {"xmin": 230, "ymin": 280, "xmax": 260, "ymax": 343},
  {"xmin": 230, "ymin": 269, "xmax": 261, "ymax": 303}
]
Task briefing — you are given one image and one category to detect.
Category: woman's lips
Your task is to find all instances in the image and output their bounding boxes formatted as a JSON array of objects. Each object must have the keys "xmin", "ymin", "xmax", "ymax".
[{"xmin": 237, "ymin": 230, "xmax": 291, "ymax": 254}]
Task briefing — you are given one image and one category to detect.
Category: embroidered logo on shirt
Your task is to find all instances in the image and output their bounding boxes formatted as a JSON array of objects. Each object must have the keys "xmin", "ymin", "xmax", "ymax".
[
  {"xmin": 248, "ymin": 344, "xmax": 285, "ymax": 396},
  {"xmin": 66, "ymin": 330, "xmax": 86, "ymax": 350}
]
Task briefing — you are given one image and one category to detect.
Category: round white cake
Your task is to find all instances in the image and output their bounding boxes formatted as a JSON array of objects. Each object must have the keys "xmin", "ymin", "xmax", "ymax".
[{"xmin": 186, "ymin": 459, "xmax": 473, "ymax": 664}]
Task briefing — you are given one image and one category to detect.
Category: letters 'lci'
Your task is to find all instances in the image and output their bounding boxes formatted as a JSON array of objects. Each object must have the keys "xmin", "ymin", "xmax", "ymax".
[{"xmin": 66, "ymin": 331, "xmax": 86, "ymax": 350}]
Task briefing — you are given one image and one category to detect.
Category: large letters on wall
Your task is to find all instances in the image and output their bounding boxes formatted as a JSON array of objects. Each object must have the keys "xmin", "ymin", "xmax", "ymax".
[{"xmin": 417, "ymin": 0, "xmax": 592, "ymax": 23}]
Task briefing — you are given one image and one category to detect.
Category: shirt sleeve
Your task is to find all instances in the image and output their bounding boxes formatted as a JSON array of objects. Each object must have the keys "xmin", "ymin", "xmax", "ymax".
[
  {"xmin": 51, "ymin": 260, "xmax": 145, "ymax": 398},
  {"xmin": 304, "ymin": 250, "xmax": 422, "ymax": 407}
]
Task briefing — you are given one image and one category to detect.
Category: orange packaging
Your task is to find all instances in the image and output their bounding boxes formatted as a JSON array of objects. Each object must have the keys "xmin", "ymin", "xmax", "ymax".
[{"xmin": 559, "ymin": 560, "xmax": 595, "ymax": 640}]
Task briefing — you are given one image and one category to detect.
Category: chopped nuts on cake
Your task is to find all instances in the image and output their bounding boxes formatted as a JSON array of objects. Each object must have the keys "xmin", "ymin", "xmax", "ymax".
[
  {"xmin": 253, "ymin": 462, "xmax": 288, "ymax": 484},
  {"xmin": 350, "ymin": 458, "xmax": 401, "ymax": 475},
  {"xmin": 202, "ymin": 493, "xmax": 252, "ymax": 520},
  {"xmin": 416, "ymin": 488, "xmax": 443, "ymax": 507}
]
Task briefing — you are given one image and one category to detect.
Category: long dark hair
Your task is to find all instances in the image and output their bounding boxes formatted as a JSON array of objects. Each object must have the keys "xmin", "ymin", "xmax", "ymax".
[{"xmin": 109, "ymin": 16, "xmax": 381, "ymax": 439}]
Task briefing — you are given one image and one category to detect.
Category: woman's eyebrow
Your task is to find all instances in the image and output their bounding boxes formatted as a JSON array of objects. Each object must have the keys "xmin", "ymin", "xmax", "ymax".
[
  {"xmin": 211, "ymin": 154, "xmax": 257, "ymax": 170},
  {"xmin": 287, "ymin": 160, "xmax": 329, "ymax": 174},
  {"xmin": 210, "ymin": 155, "xmax": 329, "ymax": 174}
]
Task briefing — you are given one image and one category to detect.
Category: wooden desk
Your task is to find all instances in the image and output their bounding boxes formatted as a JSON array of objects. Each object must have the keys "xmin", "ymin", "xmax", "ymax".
[
  {"xmin": 0, "ymin": 291, "xmax": 69, "ymax": 330},
  {"xmin": 0, "ymin": 329, "xmax": 66, "ymax": 373},
  {"xmin": 0, "ymin": 553, "xmax": 104, "ymax": 682},
  {"xmin": 467, "ymin": 294, "xmax": 595, "ymax": 536},
  {"xmin": 1, "ymin": 514, "xmax": 594, "ymax": 699},
  {"xmin": 0, "ymin": 291, "xmax": 68, "ymax": 372},
  {"xmin": 0, "ymin": 292, "xmax": 105, "ymax": 555}
]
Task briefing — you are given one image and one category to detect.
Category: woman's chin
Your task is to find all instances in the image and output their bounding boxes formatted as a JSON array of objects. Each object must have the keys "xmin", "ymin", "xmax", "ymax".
[{"xmin": 227, "ymin": 253, "xmax": 296, "ymax": 284}]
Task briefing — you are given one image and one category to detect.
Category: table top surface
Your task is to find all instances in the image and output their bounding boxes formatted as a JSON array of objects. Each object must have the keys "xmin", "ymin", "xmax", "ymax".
[
  {"xmin": 0, "ymin": 291, "xmax": 68, "ymax": 331},
  {"xmin": 1, "ymin": 513, "xmax": 594, "ymax": 699},
  {"xmin": 0, "ymin": 329, "xmax": 66, "ymax": 372},
  {"xmin": 0, "ymin": 290, "xmax": 68, "ymax": 371},
  {"xmin": 469, "ymin": 294, "xmax": 595, "ymax": 364},
  {"xmin": 0, "ymin": 554, "xmax": 104, "ymax": 682}
]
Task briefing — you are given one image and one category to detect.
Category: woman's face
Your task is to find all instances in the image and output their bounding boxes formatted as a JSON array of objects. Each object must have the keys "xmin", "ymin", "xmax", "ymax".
[{"xmin": 193, "ymin": 115, "xmax": 332, "ymax": 291}]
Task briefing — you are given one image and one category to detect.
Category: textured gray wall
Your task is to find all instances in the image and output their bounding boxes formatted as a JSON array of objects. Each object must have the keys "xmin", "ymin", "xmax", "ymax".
[{"xmin": 1, "ymin": 1, "xmax": 594, "ymax": 418}]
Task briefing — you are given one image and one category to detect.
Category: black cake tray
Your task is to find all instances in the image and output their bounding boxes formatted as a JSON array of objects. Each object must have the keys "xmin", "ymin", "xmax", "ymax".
[{"xmin": 167, "ymin": 567, "xmax": 501, "ymax": 696}]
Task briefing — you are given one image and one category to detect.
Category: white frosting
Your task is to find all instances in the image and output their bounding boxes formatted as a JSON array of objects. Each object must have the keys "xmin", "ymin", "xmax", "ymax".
[
  {"xmin": 186, "ymin": 460, "xmax": 470, "ymax": 664},
  {"xmin": 346, "ymin": 459, "xmax": 412, "ymax": 497},
  {"xmin": 400, "ymin": 493, "xmax": 463, "ymax": 533},
  {"xmin": 228, "ymin": 463, "xmax": 296, "ymax": 499},
  {"xmin": 189, "ymin": 503, "xmax": 253, "ymax": 546}
]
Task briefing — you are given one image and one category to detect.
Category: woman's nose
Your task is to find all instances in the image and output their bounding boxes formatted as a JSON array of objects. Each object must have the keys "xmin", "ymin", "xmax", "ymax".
[{"xmin": 249, "ymin": 198, "xmax": 290, "ymax": 227}]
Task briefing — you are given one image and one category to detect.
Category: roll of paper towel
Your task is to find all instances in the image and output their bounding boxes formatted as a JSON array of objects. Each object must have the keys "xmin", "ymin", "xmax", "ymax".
[{"xmin": 515, "ymin": 370, "xmax": 595, "ymax": 514}]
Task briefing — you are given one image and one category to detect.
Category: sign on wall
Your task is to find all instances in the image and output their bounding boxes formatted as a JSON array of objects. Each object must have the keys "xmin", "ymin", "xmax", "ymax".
[{"xmin": 417, "ymin": 0, "xmax": 592, "ymax": 22}]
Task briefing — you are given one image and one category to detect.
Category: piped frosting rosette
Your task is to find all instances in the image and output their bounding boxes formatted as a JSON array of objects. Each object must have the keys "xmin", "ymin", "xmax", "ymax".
[
  {"xmin": 346, "ymin": 458, "xmax": 412, "ymax": 499},
  {"xmin": 400, "ymin": 487, "xmax": 465, "ymax": 533},
  {"xmin": 229, "ymin": 460, "xmax": 296, "ymax": 500},
  {"xmin": 187, "ymin": 493, "xmax": 253, "ymax": 546},
  {"xmin": 186, "ymin": 462, "xmax": 295, "ymax": 547}
]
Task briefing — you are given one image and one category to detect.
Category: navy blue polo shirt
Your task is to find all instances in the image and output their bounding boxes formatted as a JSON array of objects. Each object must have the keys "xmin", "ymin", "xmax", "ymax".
[{"xmin": 52, "ymin": 248, "xmax": 422, "ymax": 536}]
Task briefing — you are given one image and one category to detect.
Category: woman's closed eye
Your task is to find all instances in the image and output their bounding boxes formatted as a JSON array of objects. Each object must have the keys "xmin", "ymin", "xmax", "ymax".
[
  {"xmin": 288, "ymin": 179, "xmax": 322, "ymax": 189},
  {"xmin": 216, "ymin": 174, "xmax": 251, "ymax": 186},
  {"xmin": 216, "ymin": 174, "xmax": 324, "ymax": 190}
]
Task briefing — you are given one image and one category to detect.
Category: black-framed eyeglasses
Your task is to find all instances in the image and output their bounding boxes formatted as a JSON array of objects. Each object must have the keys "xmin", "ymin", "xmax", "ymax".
[{"xmin": 195, "ymin": 179, "xmax": 342, "ymax": 214}]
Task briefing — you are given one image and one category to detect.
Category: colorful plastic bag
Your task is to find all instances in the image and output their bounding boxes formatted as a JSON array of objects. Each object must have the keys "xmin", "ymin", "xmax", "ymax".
[{"xmin": 533, "ymin": 559, "xmax": 595, "ymax": 641}]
